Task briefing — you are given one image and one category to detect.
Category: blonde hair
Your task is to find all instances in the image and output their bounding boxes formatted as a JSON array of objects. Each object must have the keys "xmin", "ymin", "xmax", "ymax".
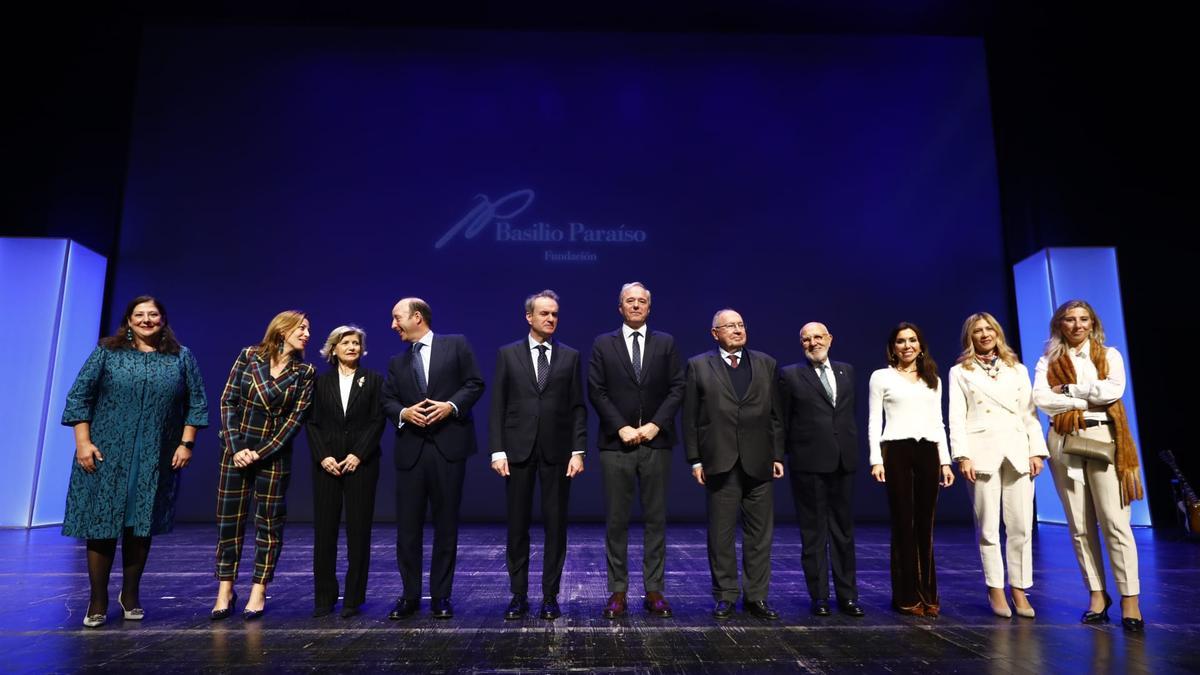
[
  {"xmin": 956, "ymin": 312, "xmax": 1018, "ymax": 369},
  {"xmin": 256, "ymin": 310, "xmax": 308, "ymax": 361},
  {"xmin": 319, "ymin": 324, "xmax": 367, "ymax": 365},
  {"xmin": 1044, "ymin": 299, "xmax": 1106, "ymax": 361}
]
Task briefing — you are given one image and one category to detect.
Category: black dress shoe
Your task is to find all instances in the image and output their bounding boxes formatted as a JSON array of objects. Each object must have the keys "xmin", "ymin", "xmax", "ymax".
[
  {"xmin": 340, "ymin": 606, "xmax": 361, "ymax": 619},
  {"xmin": 242, "ymin": 607, "xmax": 265, "ymax": 621},
  {"xmin": 712, "ymin": 600, "xmax": 735, "ymax": 620},
  {"xmin": 1081, "ymin": 593, "xmax": 1112, "ymax": 624},
  {"xmin": 745, "ymin": 599, "xmax": 781, "ymax": 620},
  {"xmin": 210, "ymin": 591, "xmax": 238, "ymax": 621},
  {"xmin": 431, "ymin": 597, "xmax": 453, "ymax": 619},
  {"xmin": 839, "ymin": 600, "xmax": 866, "ymax": 617},
  {"xmin": 1122, "ymin": 617, "xmax": 1145, "ymax": 633},
  {"xmin": 811, "ymin": 600, "xmax": 832, "ymax": 617},
  {"xmin": 540, "ymin": 598, "xmax": 561, "ymax": 620},
  {"xmin": 388, "ymin": 598, "xmax": 420, "ymax": 620},
  {"xmin": 504, "ymin": 594, "xmax": 530, "ymax": 620},
  {"xmin": 311, "ymin": 605, "xmax": 334, "ymax": 618}
]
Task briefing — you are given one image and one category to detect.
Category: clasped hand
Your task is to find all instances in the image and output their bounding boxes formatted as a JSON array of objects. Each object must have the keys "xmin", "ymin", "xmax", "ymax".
[
  {"xmin": 321, "ymin": 454, "xmax": 361, "ymax": 476},
  {"xmin": 401, "ymin": 399, "xmax": 454, "ymax": 427},
  {"xmin": 617, "ymin": 423, "xmax": 660, "ymax": 446}
]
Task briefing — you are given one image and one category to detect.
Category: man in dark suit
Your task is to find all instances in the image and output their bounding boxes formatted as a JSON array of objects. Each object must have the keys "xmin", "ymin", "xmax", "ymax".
[
  {"xmin": 489, "ymin": 289, "xmax": 588, "ymax": 621},
  {"xmin": 683, "ymin": 308, "xmax": 785, "ymax": 620},
  {"xmin": 778, "ymin": 322, "xmax": 864, "ymax": 617},
  {"xmin": 587, "ymin": 282, "xmax": 685, "ymax": 619},
  {"xmin": 381, "ymin": 298, "xmax": 485, "ymax": 620}
]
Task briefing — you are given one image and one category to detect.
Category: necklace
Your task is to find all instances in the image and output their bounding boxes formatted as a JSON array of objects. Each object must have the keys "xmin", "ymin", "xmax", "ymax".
[{"xmin": 975, "ymin": 353, "xmax": 1001, "ymax": 379}]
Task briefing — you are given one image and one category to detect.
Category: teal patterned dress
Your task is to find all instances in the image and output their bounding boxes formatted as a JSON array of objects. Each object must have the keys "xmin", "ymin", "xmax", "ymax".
[{"xmin": 61, "ymin": 346, "xmax": 209, "ymax": 539}]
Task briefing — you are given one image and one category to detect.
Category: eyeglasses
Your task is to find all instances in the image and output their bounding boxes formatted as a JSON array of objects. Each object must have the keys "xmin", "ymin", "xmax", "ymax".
[{"xmin": 714, "ymin": 322, "xmax": 745, "ymax": 331}]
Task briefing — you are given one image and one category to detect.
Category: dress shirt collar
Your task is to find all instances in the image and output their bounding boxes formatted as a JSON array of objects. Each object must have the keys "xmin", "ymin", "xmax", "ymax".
[
  {"xmin": 412, "ymin": 331, "xmax": 434, "ymax": 349},
  {"xmin": 719, "ymin": 347, "xmax": 744, "ymax": 361},
  {"xmin": 528, "ymin": 334, "xmax": 553, "ymax": 351},
  {"xmin": 622, "ymin": 324, "xmax": 648, "ymax": 340},
  {"xmin": 1071, "ymin": 339, "xmax": 1092, "ymax": 359}
]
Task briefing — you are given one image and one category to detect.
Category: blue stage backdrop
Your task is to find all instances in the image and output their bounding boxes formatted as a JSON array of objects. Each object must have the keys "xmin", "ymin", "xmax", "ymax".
[{"xmin": 107, "ymin": 27, "xmax": 1005, "ymax": 523}]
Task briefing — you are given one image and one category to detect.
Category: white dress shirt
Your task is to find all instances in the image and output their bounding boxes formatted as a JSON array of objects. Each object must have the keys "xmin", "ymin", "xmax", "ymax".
[
  {"xmin": 398, "ymin": 331, "xmax": 457, "ymax": 428},
  {"xmin": 622, "ymin": 323, "xmax": 648, "ymax": 369},
  {"xmin": 867, "ymin": 367, "xmax": 950, "ymax": 466},
  {"xmin": 718, "ymin": 347, "xmax": 744, "ymax": 368},
  {"xmin": 338, "ymin": 369, "xmax": 355, "ymax": 413}
]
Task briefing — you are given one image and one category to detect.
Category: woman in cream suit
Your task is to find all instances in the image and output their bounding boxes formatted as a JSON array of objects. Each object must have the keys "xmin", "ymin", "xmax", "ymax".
[
  {"xmin": 1033, "ymin": 299, "xmax": 1144, "ymax": 632},
  {"xmin": 948, "ymin": 312, "xmax": 1047, "ymax": 618}
]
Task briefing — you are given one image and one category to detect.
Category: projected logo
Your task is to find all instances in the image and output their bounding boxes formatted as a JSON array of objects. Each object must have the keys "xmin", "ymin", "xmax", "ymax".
[{"xmin": 435, "ymin": 189, "xmax": 647, "ymax": 263}]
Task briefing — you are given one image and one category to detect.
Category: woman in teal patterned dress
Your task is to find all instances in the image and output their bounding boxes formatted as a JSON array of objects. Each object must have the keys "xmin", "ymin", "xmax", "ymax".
[{"xmin": 62, "ymin": 296, "xmax": 209, "ymax": 627}]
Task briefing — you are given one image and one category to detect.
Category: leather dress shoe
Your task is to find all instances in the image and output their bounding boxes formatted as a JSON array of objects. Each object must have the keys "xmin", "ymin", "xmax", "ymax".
[
  {"xmin": 340, "ymin": 605, "xmax": 361, "ymax": 618},
  {"xmin": 311, "ymin": 605, "xmax": 334, "ymax": 618},
  {"xmin": 540, "ymin": 598, "xmax": 562, "ymax": 620},
  {"xmin": 1082, "ymin": 593, "xmax": 1112, "ymax": 624},
  {"xmin": 643, "ymin": 591, "xmax": 673, "ymax": 618},
  {"xmin": 839, "ymin": 600, "xmax": 865, "ymax": 617},
  {"xmin": 210, "ymin": 591, "xmax": 238, "ymax": 621},
  {"xmin": 431, "ymin": 597, "xmax": 453, "ymax": 619},
  {"xmin": 923, "ymin": 604, "xmax": 940, "ymax": 618},
  {"xmin": 504, "ymin": 594, "xmax": 529, "ymax": 620},
  {"xmin": 388, "ymin": 598, "xmax": 420, "ymax": 620},
  {"xmin": 894, "ymin": 603, "xmax": 925, "ymax": 617},
  {"xmin": 712, "ymin": 600, "xmax": 735, "ymax": 620},
  {"xmin": 745, "ymin": 599, "xmax": 780, "ymax": 620},
  {"xmin": 602, "ymin": 592, "xmax": 627, "ymax": 619},
  {"xmin": 1122, "ymin": 616, "xmax": 1145, "ymax": 633},
  {"xmin": 811, "ymin": 600, "xmax": 832, "ymax": 617},
  {"xmin": 242, "ymin": 606, "xmax": 266, "ymax": 621}
]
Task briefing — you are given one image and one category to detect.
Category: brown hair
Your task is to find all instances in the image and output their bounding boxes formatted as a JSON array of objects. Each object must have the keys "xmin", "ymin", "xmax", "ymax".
[
  {"xmin": 256, "ymin": 310, "xmax": 309, "ymax": 361},
  {"xmin": 886, "ymin": 322, "xmax": 938, "ymax": 389},
  {"xmin": 1044, "ymin": 299, "xmax": 1106, "ymax": 361},
  {"xmin": 956, "ymin": 312, "xmax": 1019, "ymax": 369}
]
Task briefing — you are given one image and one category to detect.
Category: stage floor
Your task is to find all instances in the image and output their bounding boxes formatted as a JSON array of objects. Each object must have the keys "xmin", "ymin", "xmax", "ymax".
[{"xmin": 1, "ymin": 521, "xmax": 1197, "ymax": 673}]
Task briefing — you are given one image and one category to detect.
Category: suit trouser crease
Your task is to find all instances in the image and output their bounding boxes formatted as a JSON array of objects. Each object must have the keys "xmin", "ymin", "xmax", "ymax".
[
  {"xmin": 1047, "ymin": 426, "xmax": 1140, "ymax": 596},
  {"xmin": 506, "ymin": 449, "xmax": 572, "ymax": 597},
  {"xmin": 216, "ymin": 450, "xmax": 292, "ymax": 584},
  {"xmin": 792, "ymin": 469, "xmax": 858, "ymax": 602},
  {"xmin": 396, "ymin": 443, "xmax": 466, "ymax": 600},
  {"xmin": 313, "ymin": 457, "xmax": 379, "ymax": 608},
  {"xmin": 883, "ymin": 439, "xmax": 939, "ymax": 609},
  {"xmin": 966, "ymin": 460, "xmax": 1034, "ymax": 590},
  {"xmin": 706, "ymin": 462, "xmax": 773, "ymax": 603},
  {"xmin": 601, "ymin": 445, "xmax": 669, "ymax": 593}
]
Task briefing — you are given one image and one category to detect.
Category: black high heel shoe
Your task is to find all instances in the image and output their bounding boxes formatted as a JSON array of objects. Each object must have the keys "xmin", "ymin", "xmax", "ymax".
[
  {"xmin": 1081, "ymin": 592, "xmax": 1112, "ymax": 624},
  {"xmin": 210, "ymin": 590, "xmax": 238, "ymax": 621}
]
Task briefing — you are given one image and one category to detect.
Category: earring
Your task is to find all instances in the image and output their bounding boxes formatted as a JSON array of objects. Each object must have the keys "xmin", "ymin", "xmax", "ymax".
[
  {"xmin": 278, "ymin": 340, "xmax": 286, "ymax": 354},
  {"xmin": 126, "ymin": 328, "xmax": 133, "ymax": 342}
]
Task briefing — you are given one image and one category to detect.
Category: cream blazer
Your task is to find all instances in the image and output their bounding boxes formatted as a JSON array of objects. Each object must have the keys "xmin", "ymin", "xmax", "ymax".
[{"xmin": 948, "ymin": 361, "xmax": 1048, "ymax": 474}]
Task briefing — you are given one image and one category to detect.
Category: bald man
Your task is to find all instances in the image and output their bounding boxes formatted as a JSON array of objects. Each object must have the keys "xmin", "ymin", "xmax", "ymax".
[{"xmin": 778, "ymin": 322, "xmax": 864, "ymax": 617}]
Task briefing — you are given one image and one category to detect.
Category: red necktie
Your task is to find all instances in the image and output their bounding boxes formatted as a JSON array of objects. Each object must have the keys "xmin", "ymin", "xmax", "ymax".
[{"xmin": 728, "ymin": 354, "xmax": 739, "ymax": 368}]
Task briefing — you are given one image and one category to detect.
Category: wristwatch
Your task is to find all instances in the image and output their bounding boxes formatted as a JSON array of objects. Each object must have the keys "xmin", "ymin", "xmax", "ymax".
[{"xmin": 181, "ymin": 440, "xmax": 195, "ymax": 449}]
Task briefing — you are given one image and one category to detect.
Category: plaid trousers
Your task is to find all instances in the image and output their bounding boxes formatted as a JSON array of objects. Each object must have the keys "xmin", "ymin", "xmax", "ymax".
[{"xmin": 215, "ymin": 449, "xmax": 292, "ymax": 583}]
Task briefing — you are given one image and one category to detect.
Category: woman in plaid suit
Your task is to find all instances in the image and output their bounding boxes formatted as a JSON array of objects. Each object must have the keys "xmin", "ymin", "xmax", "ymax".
[{"xmin": 210, "ymin": 310, "xmax": 315, "ymax": 620}]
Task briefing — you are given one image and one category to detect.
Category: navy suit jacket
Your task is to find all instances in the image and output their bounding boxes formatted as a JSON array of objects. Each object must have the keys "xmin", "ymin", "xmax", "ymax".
[
  {"xmin": 381, "ymin": 334, "xmax": 485, "ymax": 470},
  {"xmin": 587, "ymin": 328, "xmax": 685, "ymax": 451},
  {"xmin": 489, "ymin": 338, "xmax": 588, "ymax": 464},
  {"xmin": 778, "ymin": 360, "xmax": 859, "ymax": 473}
]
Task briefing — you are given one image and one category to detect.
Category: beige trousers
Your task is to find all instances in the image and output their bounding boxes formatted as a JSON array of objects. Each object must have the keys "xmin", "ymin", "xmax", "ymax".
[
  {"xmin": 967, "ymin": 460, "xmax": 1034, "ymax": 589},
  {"xmin": 1048, "ymin": 425, "xmax": 1140, "ymax": 596}
]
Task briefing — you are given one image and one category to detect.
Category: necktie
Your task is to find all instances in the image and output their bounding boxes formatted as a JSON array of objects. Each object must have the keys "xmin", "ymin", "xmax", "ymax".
[
  {"xmin": 535, "ymin": 344, "xmax": 550, "ymax": 391},
  {"xmin": 818, "ymin": 364, "xmax": 834, "ymax": 403},
  {"xmin": 728, "ymin": 354, "xmax": 739, "ymax": 368},
  {"xmin": 631, "ymin": 331, "xmax": 642, "ymax": 380},
  {"xmin": 412, "ymin": 342, "xmax": 427, "ymax": 395}
]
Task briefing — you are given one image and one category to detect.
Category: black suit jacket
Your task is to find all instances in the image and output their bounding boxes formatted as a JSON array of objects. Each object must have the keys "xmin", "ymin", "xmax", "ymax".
[
  {"xmin": 779, "ymin": 360, "xmax": 859, "ymax": 473},
  {"xmin": 489, "ymin": 338, "xmax": 588, "ymax": 464},
  {"xmin": 683, "ymin": 349, "xmax": 785, "ymax": 481},
  {"xmin": 381, "ymin": 334, "xmax": 485, "ymax": 470},
  {"xmin": 587, "ymin": 328, "xmax": 685, "ymax": 451},
  {"xmin": 305, "ymin": 367, "xmax": 386, "ymax": 463}
]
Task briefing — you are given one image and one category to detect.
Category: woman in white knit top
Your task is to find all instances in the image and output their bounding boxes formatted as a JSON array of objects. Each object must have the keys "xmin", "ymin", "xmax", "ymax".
[
  {"xmin": 868, "ymin": 322, "xmax": 954, "ymax": 616},
  {"xmin": 947, "ymin": 312, "xmax": 1047, "ymax": 619}
]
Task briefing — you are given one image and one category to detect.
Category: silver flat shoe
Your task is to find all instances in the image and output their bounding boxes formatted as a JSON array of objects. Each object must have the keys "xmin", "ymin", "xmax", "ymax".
[{"xmin": 83, "ymin": 612, "xmax": 106, "ymax": 628}]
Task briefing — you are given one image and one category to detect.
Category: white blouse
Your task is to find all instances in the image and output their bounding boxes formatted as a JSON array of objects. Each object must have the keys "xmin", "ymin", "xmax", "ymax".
[
  {"xmin": 867, "ymin": 367, "xmax": 950, "ymax": 466},
  {"xmin": 1032, "ymin": 340, "xmax": 1125, "ymax": 422},
  {"xmin": 339, "ymin": 370, "xmax": 355, "ymax": 413}
]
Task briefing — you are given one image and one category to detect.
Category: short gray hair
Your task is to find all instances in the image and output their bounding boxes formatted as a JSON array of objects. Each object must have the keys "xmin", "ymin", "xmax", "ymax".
[
  {"xmin": 524, "ymin": 289, "xmax": 560, "ymax": 314},
  {"xmin": 319, "ymin": 325, "xmax": 367, "ymax": 364},
  {"xmin": 711, "ymin": 308, "xmax": 738, "ymax": 328},
  {"xmin": 619, "ymin": 282, "xmax": 651, "ymax": 304}
]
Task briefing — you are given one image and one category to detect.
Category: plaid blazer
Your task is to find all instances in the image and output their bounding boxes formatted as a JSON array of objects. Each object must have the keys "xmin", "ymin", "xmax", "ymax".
[{"xmin": 219, "ymin": 346, "xmax": 316, "ymax": 461}]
